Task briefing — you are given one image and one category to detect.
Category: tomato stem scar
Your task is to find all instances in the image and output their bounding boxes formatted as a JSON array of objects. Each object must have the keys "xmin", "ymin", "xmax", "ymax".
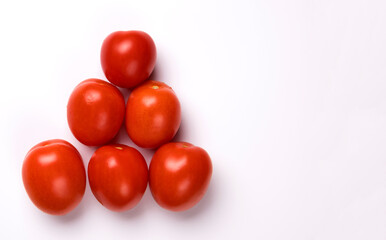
[
  {"xmin": 115, "ymin": 147, "xmax": 123, "ymax": 150},
  {"xmin": 152, "ymin": 85, "xmax": 159, "ymax": 89}
]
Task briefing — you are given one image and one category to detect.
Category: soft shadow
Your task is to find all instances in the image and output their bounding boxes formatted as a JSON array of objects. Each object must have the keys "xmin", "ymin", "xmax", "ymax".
[
  {"xmin": 117, "ymin": 187, "xmax": 152, "ymax": 220},
  {"xmin": 110, "ymin": 122, "xmax": 132, "ymax": 146},
  {"xmin": 173, "ymin": 114, "xmax": 189, "ymax": 143},
  {"xmin": 148, "ymin": 65, "xmax": 160, "ymax": 81},
  {"xmin": 140, "ymin": 148, "xmax": 157, "ymax": 164},
  {"xmin": 117, "ymin": 86, "xmax": 131, "ymax": 103},
  {"xmin": 50, "ymin": 203, "xmax": 85, "ymax": 223}
]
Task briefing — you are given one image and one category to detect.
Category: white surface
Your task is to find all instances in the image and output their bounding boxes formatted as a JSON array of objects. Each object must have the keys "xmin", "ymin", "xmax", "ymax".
[{"xmin": 1, "ymin": 0, "xmax": 386, "ymax": 239}]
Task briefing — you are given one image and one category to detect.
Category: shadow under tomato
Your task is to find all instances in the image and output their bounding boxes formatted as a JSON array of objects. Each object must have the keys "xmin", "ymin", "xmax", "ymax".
[
  {"xmin": 110, "ymin": 121, "xmax": 131, "ymax": 146},
  {"xmin": 172, "ymin": 113, "xmax": 189, "ymax": 143},
  {"xmin": 148, "ymin": 64, "xmax": 160, "ymax": 82},
  {"xmin": 117, "ymin": 86, "xmax": 131, "ymax": 103}
]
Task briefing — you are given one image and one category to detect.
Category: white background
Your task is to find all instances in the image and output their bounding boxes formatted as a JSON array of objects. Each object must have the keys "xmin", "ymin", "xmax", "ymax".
[{"xmin": 0, "ymin": 0, "xmax": 385, "ymax": 239}]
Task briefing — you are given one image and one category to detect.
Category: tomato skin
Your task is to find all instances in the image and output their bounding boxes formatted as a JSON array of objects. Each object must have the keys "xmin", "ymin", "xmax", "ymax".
[
  {"xmin": 101, "ymin": 30, "xmax": 156, "ymax": 88},
  {"xmin": 88, "ymin": 144, "xmax": 148, "ymax": 212},
  {"xmin": 149, "ymin": 142, "xmax": 212, "ymax": 211},
  {"xmin": 125, "ymin": 80, "xmax": 181, "ymax": 149},
  {"xmin": 67, "ymin": 79, "xmax": 125, "ymax": 146},
  {"xmin": 22, "ymin": 139, "xmax": 86, "ymax": 215}
]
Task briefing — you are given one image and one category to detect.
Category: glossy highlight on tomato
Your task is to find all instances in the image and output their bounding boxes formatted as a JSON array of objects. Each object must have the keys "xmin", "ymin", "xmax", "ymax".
[
  {"xmin": 149, "ymin": 142, "xmax": 212, "ymax": 212},
  {"xmin": 67, "ymin": 78, "xmax": 125, "ymax": 146},
  {"xmin": 22, "ymin": 139, "xmax": 86, "ymax": 215},
  {"xmin": 101, "ymin": 30, "xmax": 156, "ymax": 88},
  {"xmin": 88, "ymin": 144, "xmax": 148, "ymax": 212},
  {"xmin": 125, "ymin": 80, "xmax": 181, "ymax": 149}
]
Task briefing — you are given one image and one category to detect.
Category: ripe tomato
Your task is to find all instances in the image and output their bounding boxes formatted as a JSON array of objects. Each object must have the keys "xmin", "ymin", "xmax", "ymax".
[
  {"xmin": 88, "ymin": 144, "xmax": 148, "ymax": 212},
  {"xmin": 101, "ymin": 30, "xmax": 156, "ymax": 88},
  {"xmin": 67, "ymin": 79, "xmax": 125, "ymax": 146},
  {"xmin": 149, "ymin": 142, "xmax": 212, "ymax": 211},
  {"xmin": 22, "ymin": 139, "xmax": 86, "ymax": 215},
  {"xmin": 125, "ymin": 80, "xmax": 181, "ymax": 149}
]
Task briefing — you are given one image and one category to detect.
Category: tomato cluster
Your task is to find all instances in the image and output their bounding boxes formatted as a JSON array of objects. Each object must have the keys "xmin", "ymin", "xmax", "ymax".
[{"xmin": 22, "ymin": 31, "xmax": 212, "ymax": 215}]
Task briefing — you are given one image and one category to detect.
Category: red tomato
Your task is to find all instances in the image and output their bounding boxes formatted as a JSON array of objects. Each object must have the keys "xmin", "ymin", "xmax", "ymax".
[
  {"xmin": 125, "ymin": 80, "xmax": 181, "ymax": 149},
  {"xmin": 67, "ymin": 79, "xmax": 125, "ymax": 146},
  {"xmin": 88, "ymin": 144, "xmax": 148, "ymax": 212},
  {"xmin": 22, "ymin": 139, "xmax": 86, "ymax": 215},
  {"xmin": 149, "ymin": 142, "xmax": 212, "ymax": 211},
  {"xmin": 101, "ymin": 30, "xmax": 156, "ymax": 88}
]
